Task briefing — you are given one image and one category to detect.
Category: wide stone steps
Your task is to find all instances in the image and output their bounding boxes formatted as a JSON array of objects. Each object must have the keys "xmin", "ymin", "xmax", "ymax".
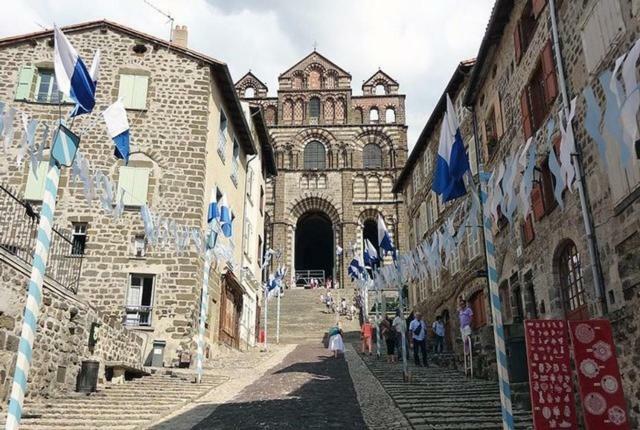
[
  {"xmin": 0, "ymin": 371, "xmax": 228, "ymax": 430},
  {"xmin": 357, "ymin": 350, "xmax": 533, "ymax": 429},
  {"xmin": 265, "ymin": 288, "xmax": 360, "ymax": 344}
]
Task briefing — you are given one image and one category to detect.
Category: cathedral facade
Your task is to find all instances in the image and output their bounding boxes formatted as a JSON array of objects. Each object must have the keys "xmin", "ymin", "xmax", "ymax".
[{"xmin": 235, "ymin": 51, "xmax": 408, "ymax": 287}]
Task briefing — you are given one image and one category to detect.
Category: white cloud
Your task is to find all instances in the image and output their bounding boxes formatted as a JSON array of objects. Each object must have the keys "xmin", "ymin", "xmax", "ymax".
[{"xmin": 1, "ymin": 0, "xmax": 494, "ymax": 150}]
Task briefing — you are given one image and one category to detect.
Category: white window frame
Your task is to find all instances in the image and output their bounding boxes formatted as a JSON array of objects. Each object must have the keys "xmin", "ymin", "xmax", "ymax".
[
  {"xmin": 71, "ymin": 223, "xmax": 87, "ymax": 256},
  {"xmin": 449, "ymin": 247, "xmax": 461, "ymax": 274},
  {"xmin": 467, "ymin": 225, "xmax": 482, "ymax": 260},
  {"xmin": 125, "ymin": 274, "xmax": 155, "ymax": 327}
]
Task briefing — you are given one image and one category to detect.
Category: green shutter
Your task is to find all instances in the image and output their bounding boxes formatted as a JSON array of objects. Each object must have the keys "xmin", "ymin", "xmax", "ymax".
[
  {"xmin": 24, "ymin": 163, "xmax": 48, "ymax": 201},
  {"xmin": 118, "ymin": 166, "xmax": 149, "ymax": 206},
  {"xmin": 15, "ymin": 65, "xmax": 36, "ymax": 101},
  {"xmin": 131, "ymin": 75, "xmax": 149, "ymax": 110},
  {"xmin": 118, "ymin": 74, "xmax": 135, "ymax": 108}
]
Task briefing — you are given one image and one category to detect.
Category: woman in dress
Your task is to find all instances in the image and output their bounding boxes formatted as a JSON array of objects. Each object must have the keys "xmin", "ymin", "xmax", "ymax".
[{"xmin": 328, "ymin": 322, "xmax": 345, "ymax": 358}]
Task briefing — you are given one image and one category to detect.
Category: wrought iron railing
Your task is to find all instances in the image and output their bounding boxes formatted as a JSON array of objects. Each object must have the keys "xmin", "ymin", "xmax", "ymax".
[
  {"xmin": 0, "ymin": 183, "xmax": 83, "ymax": 294},
  {"xmin": 123, "ymin": 305, "xmax": 153, "ymax": 327},
  {"xmin": 295, "ymin": 270, "xmax": 326, "ymax": 286}
]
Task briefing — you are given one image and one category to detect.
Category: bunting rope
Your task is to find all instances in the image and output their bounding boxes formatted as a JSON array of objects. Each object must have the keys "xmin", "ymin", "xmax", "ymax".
[
  {"xmin": 480, "ymin": 171, "xmax": 514, "ymax": 430},
  {"xmin": 5, "ymin": 161, "xmax": 61, "ymax": 430}
]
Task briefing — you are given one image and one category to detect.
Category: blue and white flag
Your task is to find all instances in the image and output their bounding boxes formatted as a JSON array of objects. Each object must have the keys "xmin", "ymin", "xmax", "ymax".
[
  {"xmin": 102, "ymin": 100, "xmax": 130, "ymax": 163},
  {"xmin": 336, "ymin": 245, "xmax": 343, "ymax": 256},
  {"xmin": 348, "ymin": 258, "xmax": 365, "ymax": 280},
  {"xmin": 363, "ymin": 239, "xmax": 378, "ymax": 267},
  {"xmin": 219, "ymin": 194, "xmax": 232, "ymax": 237},
  {"xmin": 377, "ymin": 215, "xmax": 395, "ymax": 257},
  {"xmin": 432, "ymin": 94, "xmax": 470, "ymax": 202},
  {"xmin": 54, "ymin": 25, "xmax": 96, "ymax": 116},
  {"xmin": 207, "ymin": 187, "xmax": 218, "ymax": 224}
]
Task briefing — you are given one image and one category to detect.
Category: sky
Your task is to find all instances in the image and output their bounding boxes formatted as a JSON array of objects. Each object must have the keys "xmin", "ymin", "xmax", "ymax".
[{"xmin": 0, "ymin": 0, "xmax": 494, "ymax": 151}]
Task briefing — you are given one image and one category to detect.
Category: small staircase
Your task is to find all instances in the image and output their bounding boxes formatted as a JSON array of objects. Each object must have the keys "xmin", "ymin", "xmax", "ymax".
[
  {"xmin": 0, "ymin": 371, "xmax": 227, "ymax": 430},
  {"xmin": 265, "ymin": 288, "xmax": 360, "ymax": 344}
]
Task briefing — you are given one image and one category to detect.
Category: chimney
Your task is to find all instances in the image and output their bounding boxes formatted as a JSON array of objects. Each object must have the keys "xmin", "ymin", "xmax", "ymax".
[{"xmin": 171, "ymin": 25, "xmax": 188, "ymax": 48}]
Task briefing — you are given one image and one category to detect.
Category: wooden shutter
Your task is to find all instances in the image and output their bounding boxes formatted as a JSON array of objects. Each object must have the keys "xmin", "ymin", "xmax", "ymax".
[
  {"xmin": 514, "ymin": 21, "xmax": 523, "ymax": 64},
  {"xmin": 541, "ymin": 158, "xmax": 558, "ymax": 213},
  {"xmin": 131, "ymin": 76, "xmax": 149, "ymax": 110},
  {"xmin": 541, "ymin": 41, "xmax": 558, "ymax": 105},
  {"xmin": 522, "ymin": 214, "xmax": 535, "ymax": 245},
  {"xmin": 493, "ymin": 94, "xmax": 505, "ymax": 139},
  {"xmin": 118, "ymin": 74, "xmax": 135, "ymax": 108},
  {"xmin": 531, "ymin": 183, "xmax": 545, "ymax": 221},
  {"xmin": 119, "ymin": 166, "xmax": 150, "ymax": 206},
  {"xmin": 520, "ymin": 89, "xmax": 533, "ymax": 139},
  {"xmin": 15, "ymin": 65, "xmax": 36, "ymax": 100},
  {"xmin": 532, "ymin": 0, "xmax": 546, "ymax": 19}
]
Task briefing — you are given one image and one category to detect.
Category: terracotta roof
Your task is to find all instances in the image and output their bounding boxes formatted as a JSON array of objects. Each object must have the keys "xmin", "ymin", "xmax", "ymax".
[
  {"xmin": 0, "ymin": 19, "xmax": 257, "ymax": 155},
  {"xmin": 392, "ymin": 60, "xmax": 476, "ymax": 193}
]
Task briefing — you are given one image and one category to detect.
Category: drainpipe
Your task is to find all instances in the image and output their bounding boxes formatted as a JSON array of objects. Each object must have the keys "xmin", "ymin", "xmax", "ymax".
[
  {"xmin": 239, "ymin": 153, "xmax": 258, "ymax": 349},
  {"xmin": 549, "ymin": 0, "xmax": 607, "ymax": 315}
]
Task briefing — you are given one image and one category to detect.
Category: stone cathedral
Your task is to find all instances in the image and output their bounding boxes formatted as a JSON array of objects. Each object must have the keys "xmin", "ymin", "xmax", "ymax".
[{"xmin": 235, "ymin": 51, "xmax": 408, "ymax": 287}]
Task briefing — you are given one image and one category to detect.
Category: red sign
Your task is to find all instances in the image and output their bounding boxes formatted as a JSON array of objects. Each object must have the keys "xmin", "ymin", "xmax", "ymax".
[
  {"xmin": 568, "ymin": 320, "xmax": 630, "ymax": 429},
  {"xmin": 524, "ymin": 319, "xmax": 578, "ymax": 429}
]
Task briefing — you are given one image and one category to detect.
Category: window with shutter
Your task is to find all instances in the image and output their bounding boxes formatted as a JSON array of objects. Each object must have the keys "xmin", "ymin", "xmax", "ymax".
[
  {"xmin": 541, "ymin": 41, "xmax": 558, "ymax": 105},
  {"xmin": 522, "ymin": 214, "xmax": 535, "ymax": 245},
  {"xmin": 24, "ymin": 163, "xmax": 49, "ymax": 201},
  {"xmin": 119, "ymin": 74, "xmax": 149, "ymax": 110},
  {"xmin": 118, "ymin": 166, "xmax": 150, "ymax": 206},
  {"xmin": 581, "ymin": 0, "xmax": 626, "ymax": 73},
  {"xmin": 541, "ymin": 157, "xmax": 558, "ymax": 214},
  {"xmin": 531, "ymin": 184, "xmax": 545, "ymax": 221},
  {"xmin": 15, "ymin": 65, "xmax": 36, "ymax": 101},
  {"xmin": 514, "ymin": 22, "xmax": 523, "ymax": 64},
  {"xmin": 520, "ymin": 89, "xmax": 533, "ymax": 139}
]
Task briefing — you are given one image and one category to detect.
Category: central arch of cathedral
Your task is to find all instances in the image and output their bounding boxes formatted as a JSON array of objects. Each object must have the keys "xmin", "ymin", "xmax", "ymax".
[{"xmin": 235, "ymin": 51, "xmax": 408, "ymax": 288}]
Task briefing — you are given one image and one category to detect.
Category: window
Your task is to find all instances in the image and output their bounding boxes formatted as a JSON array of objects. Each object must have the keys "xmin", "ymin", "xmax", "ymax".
[
  {"xmin": 513, "ymin": 0, "xmax": 545, "ymax": 64},
  {"xmin": 71, "ymin": 223, "xmax": 87, "ymax": 256},
  {"xmin": 467, "ymin": 225, "xmax": 482, "ymax": 259},
  {"xmin": 24, "ymin": 163, "xmax": 48, "ymax": 201},
  {"xmin": 412, "ymin": 170, "xmax": 421, "ymax": 195},
  {"xmin": 581, "ymin": 0, "xmax": 625, "ymax": 73},
  {"xmin": 132, "ymin": 235, "xmax": 146, "ymax": 258},
  {"xmin": 243, "ymin": 220, "xmax": 252, "ymax": 258},
  {"xmin": 369, "ymin": 107, "xmax": 379, "ymax": 123},
  {"xmin": 35, "ymin": 69, "xmax": 63, "ymax": 103},
  {"xmin": 257, "ymin": 235, "xmax": 263, "ymax": 266},
  {"xmin": 303, "ymin": 141, "xmax": 326, "ymax": 170},
  {"xmin": 558, "ymin": 241, "xmax": 588, "ymax": 320},
  {"xmin": 520, "ymin": 41, "xmax": 557, "ymax": 139},
  {"xmin": 469, "ymin": 290, "xmax": 487, "ymax": 329},
  {"xmin": 419, "ymin": 202, "xmax": 427, "ymax": 240},
  {"xmin": 118, "ymin": 166, "xmax": 150, "ymax": 207},
  {"xmin": 125, "ymin": 274, "xmax": 154, "ymax": 327},
  {"xmin": 231, "ymin": 139, "xmax": 240, "ymax": 186},
  {"xmin": 431, "ymin": 273, "xmax": 440, "ymax": 291},
  {"xmin": 260, "ymin": 186, "xmax": 265, "ymax": 215},
  {"xmin": 483, "ymin": 95, "xmax": 503, "ymax": 159},
  {"xmin": 532, "ymin": 156, "xmax": 558, "ymax": 220},
  {"xmin": 244, "ymin": 87, "xmax": 255, "ymax": 98},
  {"xmin": 375, "ymin": 84, "xmax": 386, "ymax": 95},
  {"xmin": 422, "ymin": 150, "xmax": 433, "ymax": 179},
  {"xmin": 309, "ymin": 97, "xmax": 320, "ymax": 123},
  {"xmin": 355, "ymin": 108, "xmax": 364, "ymax": 124},
  {"xmin": 385, "ymin": 108, "xmax": 396, "ymax": 123},
  {"xmin": 218, "ymin": 111, "xmax": 228, "ymax": 161},
  {"xmin": 247, "ymin": 168, "xmax": 254, "ymax": 201},
  {"xmin": 118, "ymin": 74, "xmax": 149, "ymax": 110},
  {"xmin": 363, "ymin": 144, "xmax": 382, "ymax": 169},
  {"xmin": 522, "ymin": 214, "xmax": 535, "ymax": 245}
]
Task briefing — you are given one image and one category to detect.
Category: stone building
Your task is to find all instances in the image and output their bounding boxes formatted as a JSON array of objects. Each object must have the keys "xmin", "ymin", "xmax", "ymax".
[
  {"xmin": 393, "ymin": 60, "xmax": 493, "ymax": 363},
  {"xmin": 396, "ymin": 0, "xmax": 640, "ymax": 422},
  {"xmin": 234, "ymin": 52, "xmax": 408, "ymax": 288},
  {"xmin": 0, "ymin": 19, "xmax": 275, "ymax": 377}
]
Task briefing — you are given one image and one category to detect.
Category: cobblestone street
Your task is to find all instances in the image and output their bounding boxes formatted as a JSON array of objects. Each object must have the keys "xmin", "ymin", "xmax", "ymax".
[{"xmin": 193, "ymin": 343, "xmax": 367, "ymax": 430}]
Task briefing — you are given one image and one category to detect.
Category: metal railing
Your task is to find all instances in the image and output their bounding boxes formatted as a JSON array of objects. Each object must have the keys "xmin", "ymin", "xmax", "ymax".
[
  {"xmin": 295, "ymin": 270, "xmax": 326, "ymax": 287},
  {"xmin": 123, "ymin": 305, "xmax": 153, "ymax": 327},
  {"xmin": 0, "ymin": 184, "xmax": 83, "ymax": 294}
]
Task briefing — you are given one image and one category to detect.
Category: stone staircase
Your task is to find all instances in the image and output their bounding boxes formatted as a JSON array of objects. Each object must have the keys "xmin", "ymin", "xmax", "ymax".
[
  {"xmin": 359, "ymin": 352, "xmax": 532, "ymax": 429},
  {"xmin": 0, "ymin": 370, "xmax": 227, "ymax": 430},
  {"xmin": 265, "ymin": 288, "xmax": 360, "ymax": 344}
]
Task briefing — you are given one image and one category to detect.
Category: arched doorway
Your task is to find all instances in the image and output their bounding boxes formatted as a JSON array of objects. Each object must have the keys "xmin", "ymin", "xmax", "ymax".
[{"xmin": 295, "ymin": 211, "xmax": 333, "ymax": 286}]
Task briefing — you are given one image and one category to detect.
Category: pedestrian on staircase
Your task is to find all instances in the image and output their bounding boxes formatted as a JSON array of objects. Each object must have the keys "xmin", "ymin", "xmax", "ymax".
[
  {"xmin": 360, "ymin": 318, "xmax": 373, "ymax": 355},
  {"xmin": 328, "ymin": 322, "xmax": 345, "ymax": 358},
  {"xmin": 432, "ymin": 315, "xmax": 445, "ymax": 354},
  {"xmin": 458, "ymin": 298, "xmax": 473, "ymax": 354},
  {"xmin": 409, "ymin": 312, "xmax": 429, "ymax": 367},
  {"xmin": 392, "ymin": 309, "xmax": 406, "ymax": 361},
  {"xmin": 381, "ymin": 317, "xmax": 397, "ymax": 363}
]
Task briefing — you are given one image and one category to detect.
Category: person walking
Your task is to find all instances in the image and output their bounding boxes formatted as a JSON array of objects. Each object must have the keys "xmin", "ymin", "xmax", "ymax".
[
  {"xmin": 432, "ymin": 315, "xmax": 445, "ymax": 354},
  {"xmin": 381, "ymin": 317, "xmax": 397, "ymax": 363},
  {"xmin": 458, "ymin": 298, "xmax": 473, "ymax": 353},
  {"xmin": 392, "ymin": 309, "xmax": 406, "ymax": 361},
  {"xmin": 360, "ymin": 318, "xmax": 373, "ymax": 355},
  {"xmin": 409, "ymin": 312, "xmax": 429, "ymax": 367},
  {"xmin": 328, "ymin": 322, "xmax": 345, "ymax": 358}
]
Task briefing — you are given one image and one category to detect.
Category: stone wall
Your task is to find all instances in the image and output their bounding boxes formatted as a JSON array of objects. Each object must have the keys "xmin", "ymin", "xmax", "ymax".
[{"xmin": 0, "ymin": 251, "xmax": 144, "ymax": 410}]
